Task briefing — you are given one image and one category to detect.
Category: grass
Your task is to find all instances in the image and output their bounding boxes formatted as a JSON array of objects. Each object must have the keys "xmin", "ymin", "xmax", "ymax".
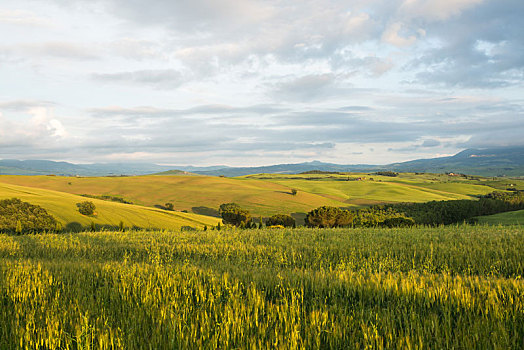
[
  {"xmin": 0, "ymin": 175, "xmax": 347, "ymax": 217},
  {"xmin": 476, "ymin": 209, "xmax": 524, "ymax": 225},
  {"xmin": 0, "ymin": 182, "xmax": 220, "ymax": 230},
  {"xmin": 0, "ymin": 225, "xmax": 522, "ymax": 348},
  {"xmin": 0, "ymin": 173, "xmax": 499, "ymax": 219},
  {"xmin": 252, "ymin": 173, "xmax": 496, "ymax": 205}
]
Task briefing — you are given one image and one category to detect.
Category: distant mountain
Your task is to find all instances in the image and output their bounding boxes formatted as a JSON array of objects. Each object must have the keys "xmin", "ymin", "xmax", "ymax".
[
  {"xmin": 191, "ymin": 146, "xmax": 524, "ymax": 177},
  {"xmin": 0, "ymin": 160, "xmax": 174, "ymax": 176},
  {"xmin": 388, "ymin": 146, "xmax": 524, "ymax": 176},
  {"xmin": 192, "ymin": 161, "xmax": 375, "ymax": 177},
  {"xmin": 1, "ymin": 146, "xmax": 523, "ymax": 177}
]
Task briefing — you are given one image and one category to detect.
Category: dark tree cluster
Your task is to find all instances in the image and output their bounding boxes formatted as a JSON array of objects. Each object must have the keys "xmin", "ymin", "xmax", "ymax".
[
  {"xmin": 77, "ymin": 201, "xmax": 96, "ymax": 216},
  {"xmin": 373, "ymin": 171, "xmax": 399, "ymax": 177},
  {"xmin": 0, "ymin": 198, "xmax": 59, "ymax": 234},
  {"xmin": 266, "ymin": 214, "xmax": 295, "ymax": 227},
  {"xmin": 219, "ymin": 203, "xmax": 252, "ymax": 227},
  {"xmin": 305, "ymin": 206, "xmax": 353, "ymax": 228},
  {"xmin": 385, "ymin": 191, "xmax": 524, "ymax": 226}
]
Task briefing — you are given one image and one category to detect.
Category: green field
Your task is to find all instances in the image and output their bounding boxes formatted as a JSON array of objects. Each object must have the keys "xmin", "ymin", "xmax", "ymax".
[
  {"xmin": 0, "ymin": 182, "xmax": 220, "ymax": 230},
  {"xmin": 0, "ymin": 226, "xmax": 522, "ymax": 348},
  {"xmin": 476, "ymin": 209, "xmax": 524, "ymax": 225},
  {"xmin": 0, "ymin": 173, "xmax": 501, "ymax": 219}
]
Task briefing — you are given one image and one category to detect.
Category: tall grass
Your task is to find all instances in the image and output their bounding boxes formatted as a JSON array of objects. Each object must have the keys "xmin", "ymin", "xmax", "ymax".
[{"xmin": 1, "ymin": 225, "xmax": 523, "ymax": 349}]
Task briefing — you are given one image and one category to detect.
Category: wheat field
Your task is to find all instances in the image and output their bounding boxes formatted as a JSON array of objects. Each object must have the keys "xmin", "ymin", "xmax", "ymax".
[{"xmin": 0, "ymin": 225, "xmax": 523, "ymax": 349}]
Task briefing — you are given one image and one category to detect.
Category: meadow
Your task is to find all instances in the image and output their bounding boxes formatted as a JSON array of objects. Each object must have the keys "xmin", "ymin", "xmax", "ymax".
[
  {"xmin": 0, "ymin": 182, "xmax": 220, "ymax": 231},
  {"xmin": 0, "ymin": 172, "xmax": 504, "ymax": 219},
  {"xmin": 477, "ymin": 209, "xmax": 524, "ymax": 225},
  {"xmin": 0, "ymin": 225, "xmax": 522, "ymax": 349}
]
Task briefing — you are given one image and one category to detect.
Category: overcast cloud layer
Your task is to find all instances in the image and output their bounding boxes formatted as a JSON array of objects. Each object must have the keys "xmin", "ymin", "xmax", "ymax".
[{"xmin": 1, "ymin": 0, "xmax": 522, "ymax": 166}]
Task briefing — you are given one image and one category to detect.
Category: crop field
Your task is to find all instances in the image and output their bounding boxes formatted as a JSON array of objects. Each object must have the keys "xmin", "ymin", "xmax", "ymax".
[
  {"xmin": 0, "ymin": 225, "xmax": 522, "ymax": 349},
  {"xmin": 476, "ymin": 209, "xmax": 524, "ymax": 225},
  {"xmin": 0, "ymin": 175, "xmax": 347, "ymax": 217},
  {"xmin": 0, "ymin": 173, "xmax": 501, "ymax": 218},
  {"xmin": 0, "ymin": 182, "xmax": 220, "ymax": 230}
]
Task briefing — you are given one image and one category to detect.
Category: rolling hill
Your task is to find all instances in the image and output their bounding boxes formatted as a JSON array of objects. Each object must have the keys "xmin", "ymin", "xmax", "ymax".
[
  {"xmin": 0, "ymin": 173, "xmax": 501, "ymax": 223},
  {"xmin": 0, "ymin": 182, "xmax": 220, "ymax": 230},
  {"xmin": 1, "ymin": 146, "xmax": 523, "ymax": 177}
]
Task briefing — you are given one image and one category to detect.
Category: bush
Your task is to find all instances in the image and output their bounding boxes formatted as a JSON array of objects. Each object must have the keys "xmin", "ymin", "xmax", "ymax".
[
  {"xmin": 77, "ymin": 201, "xmax": 96, "ymax": 216},
  {"xmin": 266, "ymin": 214, "xmax": 295, "ymax": 227},
  {"xmin": 219, "ymin": 203, "xmax": 252, "ymax": 227},
  {"xmin": 0, "ymin": 198, "xmax": 59, "ymax": 233},
  {"xmin": 306, "ymin": 206, "xmax": 354, "ymax": 228},
  {"xmin": 373, "ymin": 171, "xmax": 398, "ymax": 177},
  {"xmin": 381, "ymin": 216, "xmax": 415, "ymax": 228}
]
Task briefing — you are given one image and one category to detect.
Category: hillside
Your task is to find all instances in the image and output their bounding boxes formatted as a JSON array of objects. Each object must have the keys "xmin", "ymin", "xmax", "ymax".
[
  {"xmin": 0, "ymin": 173, "xmax": 501, "ymax": 222},
  {"xmin": 476, "ymin": 209, "xmax": 524, "ymax": 225},
  {"xmin": 0, "ymin": 182, "xmax": 220, "ymax": 230},
  {"xmin": 2, "ymin": 146, "xmax": 523, "ymax": 177}
]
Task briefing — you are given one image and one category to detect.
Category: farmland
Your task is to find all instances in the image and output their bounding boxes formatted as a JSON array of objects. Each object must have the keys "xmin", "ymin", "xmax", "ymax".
[
  {"xmin": 476, "ymin": 209, "xmax": 524, "ymax": 225},
  {"xmin": 0, "ymin": 182, "xmax": 220, "ymax": 230},
  {"xmin": 0, "ymin": 225, "xmax": 523, "ymax": 348},
  {"xmin": 0, "ymin": 172, "xmax": 505, "ymax": 219}
]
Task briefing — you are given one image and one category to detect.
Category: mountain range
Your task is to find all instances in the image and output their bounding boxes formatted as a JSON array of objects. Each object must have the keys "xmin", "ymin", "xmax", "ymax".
[{"xmin": 1, "ymin": 146, "xmax": 523, "ymax": 177}]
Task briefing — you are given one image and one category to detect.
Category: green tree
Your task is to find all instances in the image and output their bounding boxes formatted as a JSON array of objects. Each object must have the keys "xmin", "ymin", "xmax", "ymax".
[
  {"xmin": 266, "ymin": 214, "xmax": 295, "ymax": 227},
  {"xmin": 119, "ymin": 221, "xmax": 125, "ymax": 231},
  {"xmin": 164, "ymin": 202, "xmax": 174, "ymax": 211},
  {"xmin": 77, "ymin": 201, "xmax": 96, "ymax": 216},
  {"xmin": 291, "ymin": 189, "xmax": 298, "ymax": 196},
  {"xmin": 218, "ymin": 203, "xmax": 252, "ymax": 227},
  {"xmin": 305, "ymin": 206, "xmax": 353, "ymax": 228}
]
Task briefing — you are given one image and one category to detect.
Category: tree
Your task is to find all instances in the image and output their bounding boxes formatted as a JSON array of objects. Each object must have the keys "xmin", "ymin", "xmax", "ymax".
[
  {"xmin": 218, "ymin": 203, "xmax": 252, "ymax": 227},
  {"xmin": 77, "ymin": 201, "xmax": 96, "ymax": 216},
  {"xmin": 164, "ymin": 202, "xmax": 174, "ymax": 211},
  {"xmin": 305, "ymin": 206, "xmax": 353, "ymax": 228},
  {"xmin": 0, "ymin": 198, "xmax": 58, "ymax": 234},
  {"xmin": 266, "ymin": 214, "xmax": 295, "ymax": 227},
  {"xmin": 381, "ymin": 216, "xmax": 415, "ymax": 228},
  {"xmin": 291, "ymin": 189, "xmax": 298, "ymax": 196},
  {"xmin": 119, "ymin": 220, "xmax": 125, "ymax": 231}
]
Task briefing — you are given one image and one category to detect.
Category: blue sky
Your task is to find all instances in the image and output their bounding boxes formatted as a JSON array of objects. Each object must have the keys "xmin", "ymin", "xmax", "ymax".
[{"xmin": 0, "ymin": 0, "xmax": 522, "ymax": 166}]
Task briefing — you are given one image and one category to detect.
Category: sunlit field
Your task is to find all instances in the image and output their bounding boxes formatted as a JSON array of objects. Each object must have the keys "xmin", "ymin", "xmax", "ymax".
[{"xmin": 1, "ymin": 225, "xmax": 522, "ymax": 349}]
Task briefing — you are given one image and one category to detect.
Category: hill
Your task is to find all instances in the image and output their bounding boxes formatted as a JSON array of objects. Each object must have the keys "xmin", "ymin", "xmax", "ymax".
[
  {"xmin": 0, "ymin": 182, "xmax": 220, "ymax": 230},
  {"xmin": 2, "ymin": 146, "xmax": 523, "ymax": 177},
  {"xmin": 388, "ymin": 146, "xmax": 524, "ymax": 176},
  {"xmin": 475, "ymin": 209, "xmax": 524, "ymax": 225},
  {"xmin": 0, "ymin": 173, "xmax": 501, "ymax": 222}
]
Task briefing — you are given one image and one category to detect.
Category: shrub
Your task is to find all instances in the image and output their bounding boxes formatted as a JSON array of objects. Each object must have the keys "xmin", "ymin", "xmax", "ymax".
[
  {"xmin": 77, "ymin": 201, "xmax": 96, "ymax": 216},
  {"xmin": 266, "ymin": 214, "xmax": 295, "ymax": 228},
  {"xmin": 0, "ymin": 198, "xmax": 59, "ymax": 233},
  {"xmin": 218, "ymin": 203, "xmax": 252, "ymax": 227},
  {"xmin": 381, "ymin": 216, "xmax": 415, "ymax": 228},
  {"xmin": 306, "ymin": 206, "xmax": 354, "ymax": 228}
]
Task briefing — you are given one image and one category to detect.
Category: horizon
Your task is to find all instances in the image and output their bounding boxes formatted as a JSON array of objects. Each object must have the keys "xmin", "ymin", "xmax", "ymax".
[{"xmin": 1, "ymin": 0, "xmax": 523, "ymax": 165}]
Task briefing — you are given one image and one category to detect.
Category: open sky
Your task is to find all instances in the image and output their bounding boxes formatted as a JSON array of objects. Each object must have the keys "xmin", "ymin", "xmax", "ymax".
[{"xmin": 1, "ymin": 0, "xmax": 523, "ymax": 166}]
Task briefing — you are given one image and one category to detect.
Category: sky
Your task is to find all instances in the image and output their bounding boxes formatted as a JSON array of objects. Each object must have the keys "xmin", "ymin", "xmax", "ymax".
[{"xmin": 0, "ymin": 0, "xmax": 523, "ymax": 166}]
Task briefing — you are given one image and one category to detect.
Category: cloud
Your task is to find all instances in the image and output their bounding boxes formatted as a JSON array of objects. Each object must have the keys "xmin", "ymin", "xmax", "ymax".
[
  {"xmin": 0, "ymin": 9, "xmax": 52, "ymax": 26},
  {"xmin": 421, "ymin": 139, "xmax": 441, "ymax": 147},
  {"xmin": 0, "ymin": 100, "xmax": 56, "ymax": 111},
  {"xmin": 16, "ymin": 42, "xmax": 99, "ymax": 60},
  {"xmin": 408, "ymin": 0, "xmax": 524, "ymax": 88},
  {"xmin": 92, "ymin": 69, "xmax": 186, "ymax": 89},
  {"xmin": 382, "ymin": 22, "xmax": 418, "ymax": 47}
]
